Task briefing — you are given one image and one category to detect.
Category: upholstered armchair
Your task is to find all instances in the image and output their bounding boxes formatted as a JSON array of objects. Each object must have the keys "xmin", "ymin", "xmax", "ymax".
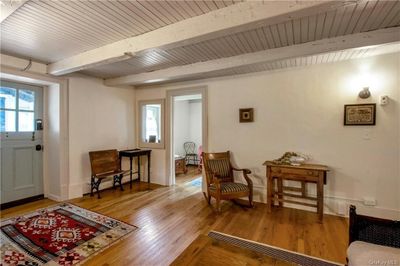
[{"xmin": 202, "ymin": 151, "xmax": 253, "ymax": 212}]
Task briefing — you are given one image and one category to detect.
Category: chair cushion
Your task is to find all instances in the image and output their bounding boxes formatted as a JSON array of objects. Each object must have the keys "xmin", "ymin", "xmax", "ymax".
[
  {"xmin": 347, "ymin": 241, "xmax": 400, "ymax": 266},
  {"xmin": 209, "ymin": 182, "xmax": 249, "ymax": 194}
]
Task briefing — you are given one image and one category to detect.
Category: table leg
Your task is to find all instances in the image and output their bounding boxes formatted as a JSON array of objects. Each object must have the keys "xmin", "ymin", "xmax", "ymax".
[
  {"xmin": 317, "ymin": 175, "xmax": 324, "ymax": 222},
  {"xmin": 267, "ymin": 168, "xmax": 272, "ymax": 213},
  {"xmin": 147, "ymin": 153, "xmax": 151, "ymax": 184},
  {"xmin": 277, "ymin": 177, "xmax": 283, "ymax": 207},
  {"xmin": 138, "ymin": 156, "xmax": 141, "ymax": 182},
  {"xmin": 129, "ymin": 157, "xmax": 133, "ymax": 189}
]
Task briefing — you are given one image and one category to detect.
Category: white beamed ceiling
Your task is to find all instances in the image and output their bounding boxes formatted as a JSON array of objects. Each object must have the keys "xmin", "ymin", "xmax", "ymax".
[
  {"xmin": 1, "ymin": 0, "xmax": 400, "ymax": 86},
  {"xmin": 0, "ymin": 0, "xmax": 239, "ymax": 62},
  {"xmin": 83, "ymin": 0, "xmax": 400, "ymax": 79}
]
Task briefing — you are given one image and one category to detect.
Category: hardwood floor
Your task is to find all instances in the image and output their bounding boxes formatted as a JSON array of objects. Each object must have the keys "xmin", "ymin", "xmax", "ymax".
[
  {"xmin": 1, "ymin": 180, "xmax": 349, "ymax": 265},
  {"xmin": 175, "ymin": 165, "xmax": 201, "ymax": 184}
]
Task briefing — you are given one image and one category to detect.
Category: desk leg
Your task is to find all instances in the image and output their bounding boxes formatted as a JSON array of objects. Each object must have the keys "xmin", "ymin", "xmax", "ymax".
[
  {"xmin": 317, "ymin": 174, "xmax": 324, "ymax": 222},
  {"xmin": 138, "ymin": 156, "xmax": 141, "ymax": 182},
  {"xmin": 129, "ymin": 157, "xmax": 133, "ymax": 189},
  {"xmin": 147, "ymin": 153, "xmax": 151, "ymax": 184},
  {"xmin": 266, "ymin": 168, "xmax": 272, "ymax": 213},
  {"xmin": 277, "ymin": 177, "xmax": 283, "ymax": 207}
]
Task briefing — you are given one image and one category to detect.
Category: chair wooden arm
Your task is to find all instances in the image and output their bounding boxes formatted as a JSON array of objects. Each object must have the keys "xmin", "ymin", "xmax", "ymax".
[{"xmin": 232, "ymin": 167, "xmax": 253, "ymax": 188}]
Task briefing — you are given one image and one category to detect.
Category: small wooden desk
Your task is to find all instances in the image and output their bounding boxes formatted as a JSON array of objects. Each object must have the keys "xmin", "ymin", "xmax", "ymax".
[
  {"xmin": 119, "ymin": 149, "xmax": 152, "ymax": 188},
  {"xmin": 263, "ymin": 161, "xmax": 329, "ymax": 222}
]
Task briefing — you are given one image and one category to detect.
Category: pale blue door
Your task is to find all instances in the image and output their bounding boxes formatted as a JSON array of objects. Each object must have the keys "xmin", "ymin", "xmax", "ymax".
[{"xmin": 0, "ymin": 81, "xmax": 43, "ymax": 204}]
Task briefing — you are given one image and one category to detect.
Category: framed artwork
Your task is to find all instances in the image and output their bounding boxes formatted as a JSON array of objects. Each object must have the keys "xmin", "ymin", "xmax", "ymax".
[
  {"xmin": 239, "ymin": 108, "xmax": 254, "ymax": 123},
  {"xmin": 344, "ymin": 103, "xmax": 376, "ymax": 126}
]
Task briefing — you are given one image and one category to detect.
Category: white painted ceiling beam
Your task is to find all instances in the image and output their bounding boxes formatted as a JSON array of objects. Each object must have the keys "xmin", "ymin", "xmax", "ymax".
[
  {"xmin": 48, "ymin": 0, "xmax": 352, "ymax": 76},
  {"xmin": 104, "ymin": 27, "xmax": 400, "ymax": 86}
]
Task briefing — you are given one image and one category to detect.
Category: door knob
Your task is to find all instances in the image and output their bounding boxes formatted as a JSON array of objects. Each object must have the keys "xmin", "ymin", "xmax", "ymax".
[{"xmin": 35, "ymin": 145, "xmax": 43, "ymax": 151}]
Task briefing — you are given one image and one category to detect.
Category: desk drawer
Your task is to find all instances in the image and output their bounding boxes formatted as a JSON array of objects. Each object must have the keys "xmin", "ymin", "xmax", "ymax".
[{"xmin": 270, "ymin": 167, "xmax": 320, "ymax": 177}]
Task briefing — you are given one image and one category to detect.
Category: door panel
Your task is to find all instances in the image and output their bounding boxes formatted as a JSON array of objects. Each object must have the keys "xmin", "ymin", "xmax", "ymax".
[{"xmin": 0, "ymin": 81, "xmax": 43, "ymax": 204}]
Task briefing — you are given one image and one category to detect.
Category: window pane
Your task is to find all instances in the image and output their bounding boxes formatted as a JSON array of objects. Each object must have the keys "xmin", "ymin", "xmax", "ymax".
[
  {"xmin": 143, "ymin": 104, "xmax": 161, "ymax": 143},
  {"xmin": 0, "ymin": 87, "xmax": 16, "ymax": 109},
  {"xmin": 18, "ymin": 111, "xmax": 34, "ymax": 132},
  {"xmin": 0, "ymin": 110, "xmax": 16, "ymax": 132},
  {"xmin": 19, "ymin": 89, "xmax": 35, "ymax": 111}
]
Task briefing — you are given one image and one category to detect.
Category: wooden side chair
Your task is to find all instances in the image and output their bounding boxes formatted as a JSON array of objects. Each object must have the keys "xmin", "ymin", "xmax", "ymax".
[
  {"xmin": 202, "ymin": 151, "xmax": 253, "ymax": 213},
  {"xmin": 89, "ymin": 149, "xmax": 131, "ymax": 199},
  {"xmin": 184, "ymin": 142, "xmax": 198, "ymax": 165}
]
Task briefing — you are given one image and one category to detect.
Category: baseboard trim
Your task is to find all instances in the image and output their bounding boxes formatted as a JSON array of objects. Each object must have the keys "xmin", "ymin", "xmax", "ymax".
[{"xmin": 0, "ymin": 194, "xmax": 44, "ymax": 210}]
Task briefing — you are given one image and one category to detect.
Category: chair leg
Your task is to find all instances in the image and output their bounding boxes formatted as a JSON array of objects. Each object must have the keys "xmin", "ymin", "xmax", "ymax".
[
  {"xmin": 91, "ymin": 177, "xmax": 102, "ymax": 199},
  {"xmin": 203, "ymin": 192, "xmax": 211, "ymax": 205},
  {"xmin": 216, "ymin": 198, "xmax": 221, "ymax": 213},
  {"xmin": 119, "ymin": 174, "xmax": 124, "ymax": 191}
]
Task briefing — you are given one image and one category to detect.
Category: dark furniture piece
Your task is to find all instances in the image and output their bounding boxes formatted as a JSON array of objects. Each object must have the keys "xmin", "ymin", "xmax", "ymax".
[
  {"xmin": 203, "ymin": 151, "xmax": 253, "ymax": 213},
  {"xmin": 349, "ymin": 205, "xmax": 400, "ymax": 248},
  {"xmin": 119, "ymin": 148, "xmax": 151, "ymax": 188},
  {"xmin": 89, "ymin": 149, "xmax": 131, "ymax": 199},
  {"xmin": 264, "ymin": 161, "xmax": 329, "ymax": 222},
  {"xmin": 184, "ymin": 142, "xmax": 198, "ymax": 165},
  {"xmin": 175, "ymin": 156, "xmax": 187, "ymax": 175}
]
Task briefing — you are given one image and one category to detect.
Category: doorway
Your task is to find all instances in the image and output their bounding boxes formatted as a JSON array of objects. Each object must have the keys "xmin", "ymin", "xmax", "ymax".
[
  {"xmin": 173, "ymin": 94, "xmax": 202, "ymax": 185},
  {"xmin": 166, "ymin": 87, "xmax": 208, "ymax": 188},
  {"xmin": 0, "ymin": 80, "xmax": 44, "ymax": 206}
]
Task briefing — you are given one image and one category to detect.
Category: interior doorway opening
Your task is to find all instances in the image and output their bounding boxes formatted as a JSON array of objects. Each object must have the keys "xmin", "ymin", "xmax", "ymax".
[
  {"xmin": 166, "ymin": 86, "xmax": 207, "ymax": 188},
  {"xmin": 172, "ymin": 94, "xmax": 202, "ymax": 185}
]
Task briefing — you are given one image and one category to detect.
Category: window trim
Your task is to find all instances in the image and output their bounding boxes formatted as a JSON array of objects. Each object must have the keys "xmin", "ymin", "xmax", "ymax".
[{"xmin": 138, "ymin": 99, "xmax": 165, "ymax": 149}]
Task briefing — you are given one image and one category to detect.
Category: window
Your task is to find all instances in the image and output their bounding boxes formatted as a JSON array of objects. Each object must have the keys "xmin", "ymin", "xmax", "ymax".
[
  {"xmin": 139, "ymin": 99, "xmax": 165, "ymax": 148},
  {"xmin": 0, "ymin": 86, "xmax": 36, "ymax": 132}
]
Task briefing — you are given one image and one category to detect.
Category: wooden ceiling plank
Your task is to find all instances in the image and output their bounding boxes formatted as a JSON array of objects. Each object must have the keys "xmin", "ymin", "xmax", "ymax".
[
  {"xmin": 352, "ymin": 1, "xmax": 378, "ymax": 33},
  {"xmin": 73, "ymin": 1, "xmax": 135, "ymax": 37},
  {"xmin": 314, "ymin": 13, "xmax": 326, "ymax": 40},
  {"xmin": 104, "ymin": 27, "xmax": 400, "ymax": 86},
  {"xmin": 255, "ymin": 27, "xmax": 270, "ymax": 50},
  {"xmin": 293, "ymin": 18, "xmax": 301, "ymax": 45},
  {"xmin": 100, "ymin": 1, "xmax": 148, "ymax": 34},
  {"xmin": 321, "ymin": 9, "xmax": 337, "ymax": 39},
  {"xmin": 362, "ymin": 1, "xmax": 389, "ymax": 31},
  {"xmin": 28, "ymin": 1, "xmax": 115, "ymax": 44},
  {"xmin": 285, "ymin": 21, "xmax": 295, "ymax": 46},
  {"xmin": 336, "ymin": 4, "xmax": 357, "ymax": 36},
  {"xmin": 48, "ymin": 1, "xmax": 346, "ymax": 75},
  {"xmin": 307, "ymin": 15, "xmax": 317, "ymax": 42},
  {"xmin": 384, "ymin": 1, "xmax": 400, "ymax": 28},
  {"xmin": 345, "ymin": 1, "xmax": 368, "ymax": 35},
  {"xmin": 270, "ymin": 24, "xmax": 283, "ymax": 47},
  {"xmin": 149, "ymin": 1, "xmax": 181, "ymax": 23},
  {"xmin": 1, "ymin": 14, "xmax": 93, "ymax": 50},
  {"xmin": 166, "ymin": 1, "xmax": 192, "ymax": 19},
  {"xmin": 130, "ymin": 1, "xmax": 168, "ymax": 28},
  {"xmin": 371, "ymin": 1, "xmax": 397, "ymax": 29},
  {"xmin": 300, "ymin": 16, "xmax": 309, "ymax": 43},
  {"xmin": 329, "ymin": 6, "xmax": 346, "ymax": 38},
  {"xmin": 45, "ymin": 1, "xmax": 126, "ymax": 40}
]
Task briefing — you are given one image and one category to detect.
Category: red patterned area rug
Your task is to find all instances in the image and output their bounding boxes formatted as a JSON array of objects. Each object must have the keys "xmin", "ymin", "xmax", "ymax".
[{"xmin": 0, "ymin": 203, "xmax": 137, "ymax": 265}]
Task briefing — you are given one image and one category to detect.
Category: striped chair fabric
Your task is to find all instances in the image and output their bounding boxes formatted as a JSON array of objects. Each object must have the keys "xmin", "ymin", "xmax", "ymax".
[
  {"xmin": 209, "ymin": 182, "xmax": 249, "ymax": 194},
  {"xmin": 206, "ymin": 159, "xmax": 232, "ymax": 182}
]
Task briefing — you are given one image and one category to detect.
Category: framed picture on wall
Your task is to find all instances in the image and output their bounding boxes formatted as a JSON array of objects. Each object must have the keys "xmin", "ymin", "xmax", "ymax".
[
  {"xmin": 344, "ymin": 103, "xmax": 376, "ymax": 126},
  {"xmin": 239, "ymin": 108, "xmax": 254, "ymax": 123}
]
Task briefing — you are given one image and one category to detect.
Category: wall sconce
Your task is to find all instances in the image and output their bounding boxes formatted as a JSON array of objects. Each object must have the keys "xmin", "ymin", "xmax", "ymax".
[{"xmin": 358, "ymin": 87, "xmax": 371, "ymax": 99}]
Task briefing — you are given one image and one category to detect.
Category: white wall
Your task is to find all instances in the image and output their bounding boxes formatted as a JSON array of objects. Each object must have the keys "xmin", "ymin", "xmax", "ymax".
[
  {"xmin": 135, "ymin": 52, "xmax": 400, "ymax": 219},
  {"xmin": 189, "ymin": 100, "xmax": 202, "ymax": 153},
  {"xmin": 173, "ymin": 100, "xmax": 190, "ymax": 156},
  {"xmin": 68, "ymin": 74, "xmax": 135, "ymax": 197},
  {"xmin": 173, "ymin": 100, "xmax": 202, "ymax": 157}
]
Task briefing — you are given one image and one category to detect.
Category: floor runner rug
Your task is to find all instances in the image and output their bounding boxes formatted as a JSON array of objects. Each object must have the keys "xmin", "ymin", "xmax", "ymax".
[
  {"xmin": 208, "ymin": 231, "xmax": 343, "ymax": 266},
  {"xmin": 1, "ymin": 203, "xmax": 137, "ymax": 265}
]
